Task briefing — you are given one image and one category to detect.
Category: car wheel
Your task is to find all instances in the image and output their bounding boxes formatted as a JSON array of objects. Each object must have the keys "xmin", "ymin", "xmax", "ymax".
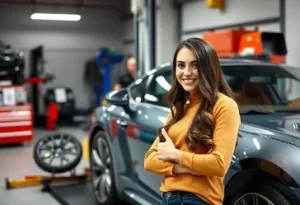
[
  {"xmin": 33, "ymin": 133, "xmax": 82, "ymax": 173},
  {"xmin": 230, "ymin": 181, "xmax": 299, "ymax": 205},
  {"xmin": 90, "ymin": 132, "xmax": 119, "ymax": 205}
]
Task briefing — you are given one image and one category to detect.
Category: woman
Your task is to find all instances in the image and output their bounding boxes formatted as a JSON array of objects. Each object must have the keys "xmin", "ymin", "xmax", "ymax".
[{"xmin": 144, "ymin": 38, "xmax": 240, "ymax": 205}]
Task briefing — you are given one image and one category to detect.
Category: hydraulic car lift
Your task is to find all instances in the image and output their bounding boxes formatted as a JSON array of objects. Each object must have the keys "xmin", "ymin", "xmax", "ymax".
[
  {"xmin": 5, "ymin": 168, "xmax": 93, "ymax": 205},
  {"xmin": 5, "ymin": 167, "xmax": 91, "ymax": 190}
]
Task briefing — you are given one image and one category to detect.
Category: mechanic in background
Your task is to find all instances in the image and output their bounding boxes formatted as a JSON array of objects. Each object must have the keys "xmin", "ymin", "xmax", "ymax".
[{"xmin": 114, "ymin": 56, "xmax": 136, "ymax": 90}]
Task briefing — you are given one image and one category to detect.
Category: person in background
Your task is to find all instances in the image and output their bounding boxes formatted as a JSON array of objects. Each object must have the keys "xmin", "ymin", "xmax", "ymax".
[
  {"xmin": 144, "ymin": 38, "xmax": 240, "ymax": 205},
  {"xmin": 114, "ymin": 56, "xmax": 136, "ymax": 90}
]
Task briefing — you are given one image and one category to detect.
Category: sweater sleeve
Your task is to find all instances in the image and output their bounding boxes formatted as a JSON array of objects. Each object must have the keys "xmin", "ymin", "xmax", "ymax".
[
  {"xmin": 180, "ymin": 98, "xmax": 240, "ymax": 177},
  {"xmin": 144, "ymin": 112, "xmax": 176, "ymax": 176}
]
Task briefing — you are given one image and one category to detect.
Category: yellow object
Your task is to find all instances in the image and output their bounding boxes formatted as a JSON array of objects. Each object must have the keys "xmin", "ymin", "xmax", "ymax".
[
  {"xmin": 6, "ymin": 177, "xmax": 42, "ymax": 189},
  {"xmin": 83, "ymin": 136, "xmax": 90, "ymax": 159},
  {"xmin": 6, "ymin": 170, "xmax": 91, "ymax": 189},
  {"xmin": 102, "ymin": 99, "xmax": 108, "ymax": 106},
  {"xmin": 206, "ymin": 0, "xmax": 224, "ymax": 10}
]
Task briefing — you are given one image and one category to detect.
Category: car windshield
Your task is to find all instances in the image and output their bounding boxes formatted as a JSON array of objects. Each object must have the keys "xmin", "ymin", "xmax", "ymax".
[{"xmin": 222, "ymin": 64, "xmax": 300, "ymax": 112}]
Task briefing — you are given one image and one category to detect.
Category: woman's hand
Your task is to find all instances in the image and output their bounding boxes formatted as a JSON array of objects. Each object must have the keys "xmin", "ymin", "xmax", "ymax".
[
  {"xmin": 172, "ymin": 164, "xmax": 201, "ymax": 176},
  {"xmin": 157, "ymin": 129, "xmax": 181, "ymax": 162}
]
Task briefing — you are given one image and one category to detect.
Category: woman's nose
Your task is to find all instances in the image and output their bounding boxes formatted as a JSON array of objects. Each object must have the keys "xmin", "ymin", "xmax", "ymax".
[{"xmin": 183, "ymin": 67, "xmax": 192, "ymax": 75}]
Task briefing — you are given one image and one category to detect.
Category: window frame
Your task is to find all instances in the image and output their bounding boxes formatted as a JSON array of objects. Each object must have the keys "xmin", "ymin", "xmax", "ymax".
[{"xmin": 143, "ymin": 69, "xmax": 172, "ymax": 107}]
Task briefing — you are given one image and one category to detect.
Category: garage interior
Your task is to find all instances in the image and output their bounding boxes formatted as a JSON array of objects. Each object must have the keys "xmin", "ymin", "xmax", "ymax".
[{"xmin": 1, "ymin": 0, "xmax": 300, "ymax": 205}]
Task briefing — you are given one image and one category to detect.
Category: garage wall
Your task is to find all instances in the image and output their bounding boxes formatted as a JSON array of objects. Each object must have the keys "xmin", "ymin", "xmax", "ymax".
[
  {"xmin": 180, "ymin": 0, "xmax": 300, "ymax": 101},
  {"xmin": 286, "ymin": 0, "xmax": 300, "ymax": 99},
  {"xmin": 181, "ymin": 0, "xmax": 280, "ymax": 40},
  {"xmin": 286, "ymin": 0, "xmax": 300, "ymax": 67},
  {"xmin": 0, "ymin": 4, "xmax": 126, "ymax": 110},
  {"xmin": 156, "ymin": 0, "xmax": 178, "ymax": 66}
]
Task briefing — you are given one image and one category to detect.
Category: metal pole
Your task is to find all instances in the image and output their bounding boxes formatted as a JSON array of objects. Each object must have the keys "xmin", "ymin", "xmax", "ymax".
[
  {"xmin": 279, "ymin": 0, "xmax": 286, "ymax": 98},
  {"xmin": 148, "ymin": 0, "xmax": 156, "ymax": 69},
  {"xmin": 280, "ymin": 0, "xmax": 286, "ymax": 35},
  {"xmin": 177, "ymin": 3, "xmax": 182, "ymax": 43},
  {"xmin": 134, "ymin": 13, "xmax": 139, "ymax": 78}
]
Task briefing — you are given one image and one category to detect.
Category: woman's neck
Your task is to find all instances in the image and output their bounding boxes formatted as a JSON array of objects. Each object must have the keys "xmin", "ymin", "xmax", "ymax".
[{"xmin": 187, "ymin": 90, "xmax": 201, "ymax": 104}]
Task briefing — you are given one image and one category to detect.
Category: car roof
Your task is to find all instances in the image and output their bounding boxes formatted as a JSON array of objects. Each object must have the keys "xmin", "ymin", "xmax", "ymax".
[{"xmin": 153, "ymin": 58, "xmax": 288, "ymax": 73}]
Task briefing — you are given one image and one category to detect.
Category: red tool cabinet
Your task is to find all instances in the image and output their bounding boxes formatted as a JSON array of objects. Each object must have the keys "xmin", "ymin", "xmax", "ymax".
[{"xmin": 0, "ymin": 85, "xmax": 34, "ymax": 145}]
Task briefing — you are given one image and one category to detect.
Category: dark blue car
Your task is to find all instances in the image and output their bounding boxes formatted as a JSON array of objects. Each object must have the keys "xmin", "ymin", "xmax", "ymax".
[{"xmin": 88, "ymin": 59, "xmax": 300, "ymax": 205}]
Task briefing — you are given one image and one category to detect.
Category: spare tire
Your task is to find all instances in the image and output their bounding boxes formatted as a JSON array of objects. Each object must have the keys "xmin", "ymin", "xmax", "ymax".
[{"xmin": 33, "ymin": 133, "xmax": 82, "ymax": 173}]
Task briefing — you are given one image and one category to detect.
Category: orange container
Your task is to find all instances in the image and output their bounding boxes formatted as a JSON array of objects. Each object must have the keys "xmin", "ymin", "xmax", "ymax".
[{"xmin": 203, "ymin": 28, "xmax": 251, "ymax": 57}]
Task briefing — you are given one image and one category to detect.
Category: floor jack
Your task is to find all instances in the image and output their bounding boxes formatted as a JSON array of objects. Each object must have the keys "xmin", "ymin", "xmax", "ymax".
[
  {"xmin": 5, "ymin": 167, "xmax": 91, "ymax": 191},
  {"xmin": 5, "ymin": 130, "xmax": 93, "ymax": 204}
]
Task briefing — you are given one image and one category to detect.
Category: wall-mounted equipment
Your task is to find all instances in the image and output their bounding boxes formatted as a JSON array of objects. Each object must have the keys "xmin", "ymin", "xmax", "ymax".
[{"xmin": 203, "ymin": 28, "xmax": 287, "ymax": 64}]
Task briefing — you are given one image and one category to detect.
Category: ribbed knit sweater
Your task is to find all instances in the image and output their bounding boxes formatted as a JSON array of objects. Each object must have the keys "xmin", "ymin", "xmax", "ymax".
[{"xmin": 144, "ymin": 91, "xmax": 240, "ymax": 205}]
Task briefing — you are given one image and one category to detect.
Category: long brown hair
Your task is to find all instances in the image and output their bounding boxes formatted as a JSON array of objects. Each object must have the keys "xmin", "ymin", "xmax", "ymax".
[{"xmin": 158, "ymin": 38, "xmax": 233, "ymax": 150}]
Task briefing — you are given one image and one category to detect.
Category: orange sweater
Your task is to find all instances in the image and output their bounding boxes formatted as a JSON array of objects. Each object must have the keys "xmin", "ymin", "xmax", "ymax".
[{"xmin": 144, "ymin": 92, "xmax": 240, "ymax": 205}]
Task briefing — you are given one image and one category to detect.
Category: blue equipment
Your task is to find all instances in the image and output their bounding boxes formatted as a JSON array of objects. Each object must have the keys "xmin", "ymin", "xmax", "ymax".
[{"xmin": 94, "ymin": 47, "xmax": 124, "ymax": 107}]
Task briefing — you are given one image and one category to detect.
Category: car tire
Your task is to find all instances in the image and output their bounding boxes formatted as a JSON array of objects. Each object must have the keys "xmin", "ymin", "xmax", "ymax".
[
  {"xmin": 230, "ymin": 181, "xmax": 299, "ymax": 205},
  {"xmin": 90, "ymin": 131, "xmax": 119, "ymax": 205},
  {"xmin": 33, "ymin": 133, "xmax": 82, "ymax": 173}
]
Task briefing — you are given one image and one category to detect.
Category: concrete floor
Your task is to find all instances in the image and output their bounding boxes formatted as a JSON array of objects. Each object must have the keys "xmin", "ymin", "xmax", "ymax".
[{"xmin": 0, "ymin": 127, "xmax": 89, "ymax": 205}]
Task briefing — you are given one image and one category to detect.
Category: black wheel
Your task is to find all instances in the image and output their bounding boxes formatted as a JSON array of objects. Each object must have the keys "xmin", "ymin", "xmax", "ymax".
[
  {"xmin": 230, "ymin": 181, "xmax": 299, "ymax": 205},
  {"xmin": 33, "ymin": 133, "xmax": 82, "ymax": 173},
  {"xmin": 90, "ymin": 132, "xmax": 119, "ymax": 205}
]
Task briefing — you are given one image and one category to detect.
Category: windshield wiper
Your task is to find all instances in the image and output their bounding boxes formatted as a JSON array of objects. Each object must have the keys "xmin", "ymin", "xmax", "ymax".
[
  {"xmin": 271, "ymin": 109, "xmax": 300, "ymax": 113},
  {"xmin": 240, "ymin": 109, "xmax": 273, "ymax": 115}
]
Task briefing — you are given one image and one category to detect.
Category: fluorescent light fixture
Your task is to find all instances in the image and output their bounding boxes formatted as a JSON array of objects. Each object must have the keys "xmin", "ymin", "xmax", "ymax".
[{"xmin": 30, "ymin": 13, "xmax": 81, "ymax": 21}]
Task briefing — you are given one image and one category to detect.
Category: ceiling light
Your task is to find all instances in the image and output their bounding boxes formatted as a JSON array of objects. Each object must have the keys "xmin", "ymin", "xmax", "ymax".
[{"xmin": 30, "ymin": 13, "xmax": 81, "ymax": 21}]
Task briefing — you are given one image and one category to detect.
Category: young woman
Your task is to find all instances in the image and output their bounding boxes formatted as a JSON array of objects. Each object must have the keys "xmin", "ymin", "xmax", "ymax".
[{"xmin": 144, "ymin": 38, "xmax": 241, "ymax": 205}]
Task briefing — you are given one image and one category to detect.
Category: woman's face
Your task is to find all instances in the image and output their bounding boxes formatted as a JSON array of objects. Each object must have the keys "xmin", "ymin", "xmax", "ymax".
[{"xmin": 175, "ymin": 47, "xmax": 199, "ymax": 94}]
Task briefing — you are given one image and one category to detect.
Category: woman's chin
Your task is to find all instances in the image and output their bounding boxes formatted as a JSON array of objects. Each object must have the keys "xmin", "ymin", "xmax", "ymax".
[{"xmin": 183, "ymin": 87, "xmax": 198, "ymax": 93}]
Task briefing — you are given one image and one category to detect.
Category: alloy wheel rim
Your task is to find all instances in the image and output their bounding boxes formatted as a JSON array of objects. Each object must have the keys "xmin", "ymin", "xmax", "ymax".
[
  {"xmin": 36, "ymin": 133, "xmax": 81, "ymax": 169},
  {"xmin": 234, "ymin": 192, "xmax": 274, "ymax": 205},
  {"xmin": 91, "ymin": 137, "xmax": 112, "ymax": 203}
]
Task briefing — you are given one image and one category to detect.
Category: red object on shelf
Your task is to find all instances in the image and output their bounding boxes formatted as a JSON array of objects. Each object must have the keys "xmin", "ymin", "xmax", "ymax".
[
  {"xmin": 0, "ymin": 85, "xmax": 34, "ymax": 145},
  {"xmin": 46, "ymin": 103, "xmax": 58, "ymax": 130}
]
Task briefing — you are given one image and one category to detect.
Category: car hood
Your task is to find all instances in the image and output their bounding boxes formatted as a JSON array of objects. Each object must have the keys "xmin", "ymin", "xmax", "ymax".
[{"xmin": 240, "ymin": 112, "xmax": 300, "ymax": 144}]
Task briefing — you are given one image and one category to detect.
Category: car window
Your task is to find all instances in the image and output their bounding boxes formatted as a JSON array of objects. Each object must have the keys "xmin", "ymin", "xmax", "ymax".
[
  {"xmin": 130, "ymin": 78, "xmax": 147, "ymax": 103},
  {"xmin": 222, "ymin": 65, "xmax": 300, "ymax": 110},
  {"xmin": 145, "ymin": 70, "xmax": 172, "ymax": 107}
]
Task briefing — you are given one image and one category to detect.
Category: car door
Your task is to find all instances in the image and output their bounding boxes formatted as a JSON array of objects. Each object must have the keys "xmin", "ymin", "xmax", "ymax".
[{"xmin": 119, "ymin": 68, "xmax": 172, "ymax": 203}]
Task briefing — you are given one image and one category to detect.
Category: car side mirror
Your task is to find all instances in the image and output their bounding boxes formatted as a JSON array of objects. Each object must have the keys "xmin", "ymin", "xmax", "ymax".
[{"xmin": 105, "ymin": 88, "xmax": 129, "ymax": 108}]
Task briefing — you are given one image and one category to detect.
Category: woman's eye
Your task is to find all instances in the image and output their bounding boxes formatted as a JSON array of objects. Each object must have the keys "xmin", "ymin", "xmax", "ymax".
[
  {"xmin": 177, "ymin": 64, "xmax": 184, "ymax": 68},
  {"xmin": 192, "ymin": 64, "xmax": 198, "ymax": 69}
]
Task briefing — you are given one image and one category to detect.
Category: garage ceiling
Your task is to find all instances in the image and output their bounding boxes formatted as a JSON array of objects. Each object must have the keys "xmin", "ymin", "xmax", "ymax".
[{"xmin": 0, "ymin": 0, "xmax": 130, "ymax": 17}]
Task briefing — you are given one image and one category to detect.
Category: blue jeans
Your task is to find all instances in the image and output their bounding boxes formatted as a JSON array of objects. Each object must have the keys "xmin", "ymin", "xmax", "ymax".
[{"xmin": 161, "ymin": 191, "xmax": 210, "ymax": 205}]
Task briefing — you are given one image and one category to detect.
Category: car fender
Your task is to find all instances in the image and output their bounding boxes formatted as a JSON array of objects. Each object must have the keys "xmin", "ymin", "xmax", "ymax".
[{"xmin": 225, "ymin": 129, "xmax": 300, "ymax": 201}]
